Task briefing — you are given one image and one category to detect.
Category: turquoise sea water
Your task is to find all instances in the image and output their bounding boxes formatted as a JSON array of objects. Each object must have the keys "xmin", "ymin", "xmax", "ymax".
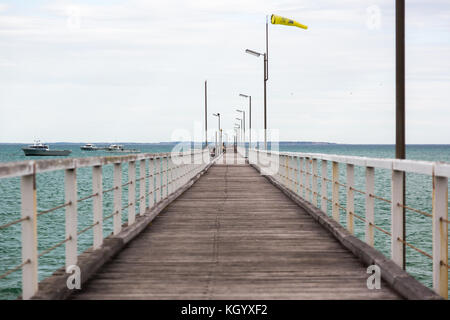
[{"xmin": 0, "ymin": 143, "xmax": 449, "ymax": 299}]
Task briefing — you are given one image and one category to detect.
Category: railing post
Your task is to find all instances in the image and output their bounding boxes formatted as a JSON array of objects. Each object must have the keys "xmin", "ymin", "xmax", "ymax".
[
  {"xmin": 92, "ymin": 165, "xmax": 103, "ymax": 250},
  {"xmin": 312, "ymin": 159, "xmax": 318, "ymax": 206},
  {"xmin": 149, "ymin": 158, "xmax": 155, "ymax": 207},
  {"xmin": 366, "ymin": 167, "xmax": 375, "ymax": 246},
  {"xmin": 296, "ymin": 157, "xmax": 300, "ymax": 195},
  {"xmin": 291, "ymin": 156, "xmax": 296, "ymax": 191},
  {"xmin": 166, "ymin": 157, "xmax": 169, "ymax": 197},
  {"xmin": 285, "ymin": 155, "xmax": 289, "ymax": 188},
  {"xmin": 191, "ymin": 152, "xmax": 195, "ymax": 178},
  {"xmin": 139, "ymin": 159, "xmax": 146, "ymax": 215},
  {"xmin": 432, "ymin": 173, "xmax": 448, "ymax": 299},
  {"xmin": 160, "ymin": 157, "xmax": 164, "ymax": 199},
  {"xmin": 155, "ymin": 157, "xmax": 161, "ymax": 203},
  {"xmin": 289, "ymin": 156, "xmax": 295, "ymax": 192},
  {"xmin": 128, "ymin": 161, "xmax": 136, "ymax": 226},
  {"xmin": 346, "ymin": 164, "xmax": 354, "ymax": 234},
  {"xmin": 391, "ymin": 169, "xmax": 404, "ymax": 266},
  {"xmin": 332, "ymin": 161, "xmax": 339, "ymax": 222},
  {"xmin": 305, "ymin": 158, "xmax": 311, "ymax": 202},
  {"xmin": 65, "ymin": 168, "xmax": 77, "ymax": 269},
  {"xmin": 168, "ymin": 157, "xmax": 172, "ymax": 195},
  {"xmin": 21, "ymin": 173, "xmax": 38, "ymax": 300},
  {"xmin": 321, "ymin": 160, "xmax": 327, "ymax": 212},
  {"xmin": 299, "ymin": 158, "xmax": 304, "ymax": 197},
  {"xmin": 113, "ymin": 163, "xmax": 122, "ymax": 235}
]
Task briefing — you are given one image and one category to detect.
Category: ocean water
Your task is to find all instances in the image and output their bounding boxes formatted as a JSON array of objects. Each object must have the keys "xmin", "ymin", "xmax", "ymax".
[{"xmin": 0, "ymin": 143, "xmax": 449, "ymax": 299}]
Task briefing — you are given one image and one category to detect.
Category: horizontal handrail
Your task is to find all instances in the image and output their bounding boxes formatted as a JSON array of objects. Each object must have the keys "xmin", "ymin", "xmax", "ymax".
[
  {"xmin": 259, "ymin": 150, "xmax": 450, "ymax": 177},
  {"xmin": 0, "ymin": 149, "xmax": 208, "ymax": 179}
]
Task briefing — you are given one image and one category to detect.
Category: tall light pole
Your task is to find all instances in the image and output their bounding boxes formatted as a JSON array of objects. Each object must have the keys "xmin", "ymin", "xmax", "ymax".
[
  {"xmin": 234, "ymin": 125, "xmax": 240, "ymax": 153},
  {"xmin": 239, "ymin": 94, "xmax": 251, "ymax": 149},
  {"xmin": 396, "ymin": 0, "xmax": 406, "ymax": 270},
  {"xmin": 236, "ymin": 109, "xmax": 246, "ymax": 155},
  {"xmin": 213, "ymin": 113, "xmax": 221, "ymax": 154},
  {"xmin": 245, "ymin": 15, "xmax": 307, "ymax": 150},
  {"xmin": 204, "ymin": 80, "xmax": 208, "ymax": 148},
  {"xmin": 236, "ymin": 109, "xmax": 245, "ymax": 139},
  {"xmin": 245, "ymin": 48, "xmax": 267, "ymax": 149},
  {"xmin": 235, "ymin": 123, "xmax": 241, "ymax": 146},
  {"xmin": 235, "ymin": 117, "xmax": 242, "ymax": 142}
]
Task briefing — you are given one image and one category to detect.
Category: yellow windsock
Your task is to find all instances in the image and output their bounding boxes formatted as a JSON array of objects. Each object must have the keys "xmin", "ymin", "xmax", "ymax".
[{"xmin": 271, "ymin": 14, "xmax": 308, "ymax": 30}]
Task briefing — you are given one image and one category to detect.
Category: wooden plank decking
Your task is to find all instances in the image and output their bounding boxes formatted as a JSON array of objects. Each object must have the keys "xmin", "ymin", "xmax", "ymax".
[{"xmin": 72, "ymin": 152, "xmax": 400, "ymax": 299}]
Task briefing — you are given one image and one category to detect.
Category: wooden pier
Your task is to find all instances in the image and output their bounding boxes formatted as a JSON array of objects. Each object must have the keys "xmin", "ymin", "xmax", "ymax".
[
  {"xmin": 0, "ymin": 149, "xmax": 447, "ymax": 300},
  {"xmin": 72, "ymin": 152, "xmax": 400, "ymax": 299}
]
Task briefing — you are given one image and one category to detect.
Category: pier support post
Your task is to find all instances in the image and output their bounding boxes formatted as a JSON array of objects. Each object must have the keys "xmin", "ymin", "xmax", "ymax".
[
  {"xmin": 21, "ymin": 173, "xmax": 38, "ymax": 300},
  {"xmin": 391, "ymin": 169, "xmax": 404, "ymax": 267},
  {"xmin": 312, "ymin": 159, "xmax": 318, "ymax": 206},
  {"xmin": 321, "ymin": 160, "xmax": 327, "ymax": 213},
  {"xmin": 346, "ymin": 164, "xmax": 354, "ymax": 234},
  {"xmin": 65, "ymin": 168, "xmax": 78, "ymax": 269},
  {"xmin": 299, "ymin": 158, "xmax": 304, "ymax": 197},
  {"xmin": 139, "ymin": 160, "xmax": 146, "ymax": 215},
  {"xmin": 156, "ymin": 158, "xmax": 161, "ymax": 203},
  {"xmin": 332, "ymin": 161, "xmax": 339, "ymax": 222},
  {"xmin": 128, "ymin": 161, "xmax": 136, "ymax": 226},
  {"xmin": 149, "ymin": 158, "xmax": 155, "ymax": 208},
  {"xmin": 113, "ymin": 163, "xmax": 122, "ymax": 235},
  {"xmin": 92, "ymin": 165, "xmax": 103, "ymax": 249},
  {"xmin": 284, "ymin": 156, "xmax": 289, "ymax": 187},
  {"xmin": 305, "ymin": 158, "xmax": 311, "ymax": 202},
  {"xmin": 166, "ymin": 157, "xmax": 169, "ymax": 198},
  {"xmin": 432, "ymin": 174, "xmax": 448, "ymax": 299},
  {"xmin": 365, "ymin": 167, "xmax": 375, "ymax": 246}
]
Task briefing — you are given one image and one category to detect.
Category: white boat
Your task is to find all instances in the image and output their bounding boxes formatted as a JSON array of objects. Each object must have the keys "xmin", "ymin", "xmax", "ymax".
[
  {"xmin": 80, "ymin": 143, "xmax": 98, "ymax": 151},
  {"xmin": 106, "ymin": 144, "xmax": 140, "ymax": 153},
  {"xmin": 22, "ymin": 141, "xmax": 71, "ymax": 156},
  {"xmin": 107, "ymin": 144, "xmax": 124, "ymax": 151}
]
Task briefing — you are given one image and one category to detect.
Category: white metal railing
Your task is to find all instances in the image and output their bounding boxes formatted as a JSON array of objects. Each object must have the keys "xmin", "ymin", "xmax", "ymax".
[
  {"xmin": 249, "ymin": 148, "xmax": 449, "ymax": 299},
  {"xmin": 0, "ymin": 148, "xmax": 210, "ymax": 299}
]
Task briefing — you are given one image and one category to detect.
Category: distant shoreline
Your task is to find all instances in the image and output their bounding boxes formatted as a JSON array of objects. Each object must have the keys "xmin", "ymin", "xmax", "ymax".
[{"xmin": 1, "ymin": 142, "xmax": 449, "ymax": 146}]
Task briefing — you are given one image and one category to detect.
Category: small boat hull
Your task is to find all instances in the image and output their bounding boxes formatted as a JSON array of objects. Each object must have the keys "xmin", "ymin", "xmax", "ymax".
[{"xmin": 22, "ymin": 149, "xmax": 72, "ymax": 156}]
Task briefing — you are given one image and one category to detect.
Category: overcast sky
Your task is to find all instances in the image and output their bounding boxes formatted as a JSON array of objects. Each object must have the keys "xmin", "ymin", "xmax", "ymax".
[{"xmin": 0, "ymin": 0, "xmax": 449, "ymax": 143}]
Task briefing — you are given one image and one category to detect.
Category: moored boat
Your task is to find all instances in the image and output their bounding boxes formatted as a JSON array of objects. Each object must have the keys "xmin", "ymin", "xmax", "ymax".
[
  {"xmin": 106, "ymin": 144, "xmax": 140, "ymax": 153},
  {"xmin": 80, "ymin": 143, "xmax": 98, "ymax": 151},
  {"xmin": 22, "ymin": 141, "xmax": 72, "ymax": 156}
]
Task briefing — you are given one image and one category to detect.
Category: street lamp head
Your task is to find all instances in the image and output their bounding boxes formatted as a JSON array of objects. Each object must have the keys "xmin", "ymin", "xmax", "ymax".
[
  {"xmin": 236, "ymin": 117, "xmax": 241, "ymax": 121},
  {"xmin": 239, "ymin": 94, "xmax": 249, "ymax": 98},
  {"xmin": 236, "ymin": 109, "xmax": 243, "ymax": 113},
  {"xmin": 212, "ymin": 113, "xmax": 219, "ymax": 117},
  {"xmin": 245, "ymin": 49, "xmax": 262, "ymax": 57}
]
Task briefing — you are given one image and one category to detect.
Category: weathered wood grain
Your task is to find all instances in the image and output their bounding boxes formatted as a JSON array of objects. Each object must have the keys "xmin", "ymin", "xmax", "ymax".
[{"xmin": 71, "ymin": 155, "xmax": 400, "ymax": 300}]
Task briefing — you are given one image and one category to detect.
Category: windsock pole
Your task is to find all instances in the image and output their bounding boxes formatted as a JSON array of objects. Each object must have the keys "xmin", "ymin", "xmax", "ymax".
[{"xmin": 264, "ymin": 16, "xmax": 269, "ymax": 150}]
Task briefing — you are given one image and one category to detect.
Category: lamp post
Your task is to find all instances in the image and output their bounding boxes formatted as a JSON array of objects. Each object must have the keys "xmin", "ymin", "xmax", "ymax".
[
  {"xmin": 245, "ymin": 48, "xmax": 267, "ymax": 149},
  {"xmin": 396, "ymin": 0, "xmax": 406, "ymax": 270},
  {"xmin": 236, "ymin": 109, "xmax": 246, "ymax": 156},
  {"xmin": 234, "ymin": 123, "xmax": 241, "ymax": 147},
  {"xmin": 204, "ymin": 80, "xmax": 208, "ymax": 149},
  {"xmin": 235, "ymin": 117, "xmax": 242, "ymax": 141},
  {"xmin": 239, "ymin": 94, "xmax": 251, "ymax": 149},
  {"xmin": 234, "ymin": 125, "xmax": 240, "ymax": 153},
  {"xmin": 245, "ymin": 15, "xmax": 307, "ymax": 150},
  {"xmin": 212, "ymin": 113, "xmax": 221, "ymax": 154}
]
